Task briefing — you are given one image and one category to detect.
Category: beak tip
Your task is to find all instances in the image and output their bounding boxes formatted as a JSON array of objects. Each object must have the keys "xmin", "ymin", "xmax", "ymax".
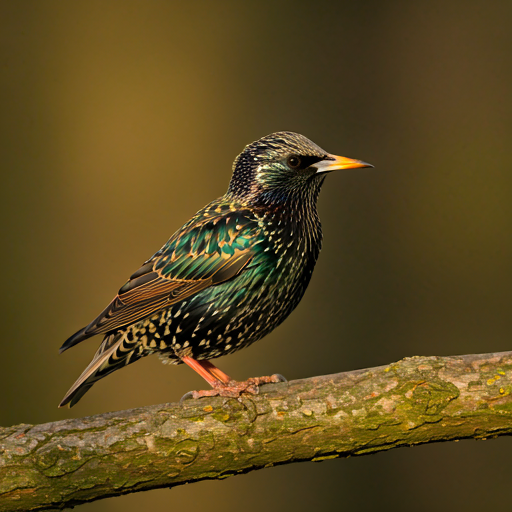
[{"xmin": 318, "ymin": 155, "xmax": 374, "ymax": 172}]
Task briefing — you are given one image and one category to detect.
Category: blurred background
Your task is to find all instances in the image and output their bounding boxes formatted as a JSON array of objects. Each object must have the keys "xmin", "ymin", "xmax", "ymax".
[{"xmin": 1, "ymin": 1, "xmax": 511, "ymax": 511}]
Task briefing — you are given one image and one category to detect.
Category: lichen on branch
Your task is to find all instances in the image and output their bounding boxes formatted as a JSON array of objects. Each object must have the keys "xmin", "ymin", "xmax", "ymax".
[{"xmin": 1, "ymin": 351, "xmax": 511, "ymax": 511}]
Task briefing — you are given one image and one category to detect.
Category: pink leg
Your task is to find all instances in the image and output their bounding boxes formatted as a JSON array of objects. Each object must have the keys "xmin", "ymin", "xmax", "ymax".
[
  {"xmin": 199, "ymin": 360, "xmax": 232, "ymax": 384},
  {"xmin": 181, "ymin": 356, "xmax": 225, "ymax": 387},
  {"xmin": 181, "ymin": 355, "xmax": 286, "ymax": 399}
]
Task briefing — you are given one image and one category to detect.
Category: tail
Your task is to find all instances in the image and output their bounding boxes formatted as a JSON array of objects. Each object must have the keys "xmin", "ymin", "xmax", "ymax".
[{"xmin": 59, "ymin": 331, "xmax": 144, "ymax": 408}]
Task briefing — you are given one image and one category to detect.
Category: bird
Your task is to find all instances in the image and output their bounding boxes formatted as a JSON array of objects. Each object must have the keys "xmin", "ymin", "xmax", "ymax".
[{"xmin": 59, "ymin": 131, "xmax": 372, "ymax": 407}]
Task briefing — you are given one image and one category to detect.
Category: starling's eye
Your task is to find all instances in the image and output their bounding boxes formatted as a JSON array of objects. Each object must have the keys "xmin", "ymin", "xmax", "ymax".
[{"xmin": 287, "ymin": 155, "xmax": 302, "ymax": 169}]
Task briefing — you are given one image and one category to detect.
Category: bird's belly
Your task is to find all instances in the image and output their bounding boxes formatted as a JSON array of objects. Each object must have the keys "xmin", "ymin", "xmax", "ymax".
[{"xmin": 132, "ymin": 257, "xmax": 314, "ymax": 364}]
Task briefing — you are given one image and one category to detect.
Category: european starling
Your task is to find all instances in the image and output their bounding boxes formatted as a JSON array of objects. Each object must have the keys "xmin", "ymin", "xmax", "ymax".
[{"xmin": 59, "ymin": 132, "xmax": 372, "ymax": 407}]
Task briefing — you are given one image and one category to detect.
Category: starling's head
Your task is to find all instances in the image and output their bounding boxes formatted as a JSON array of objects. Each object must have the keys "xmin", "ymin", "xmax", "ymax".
[{"xmin": 227, "ymin": 131, "xmax": 372, "ymax": 206}]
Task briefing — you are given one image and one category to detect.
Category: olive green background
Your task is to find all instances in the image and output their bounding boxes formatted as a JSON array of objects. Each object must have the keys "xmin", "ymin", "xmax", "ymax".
[{"xmin": 1, "ymin": 1, "xmax": 511, "ymax": 511}]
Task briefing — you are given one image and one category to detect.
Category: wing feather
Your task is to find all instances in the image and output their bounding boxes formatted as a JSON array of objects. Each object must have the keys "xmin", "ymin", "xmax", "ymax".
[{"xmin": 60, "ymin": 209, "xmax": 260, "ymax": 353}]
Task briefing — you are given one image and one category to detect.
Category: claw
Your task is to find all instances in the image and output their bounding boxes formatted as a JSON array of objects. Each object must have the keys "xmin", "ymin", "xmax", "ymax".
[
  {"xmin": 180, "ymin": 356, "xmax": 286, "ymax": 400},
  {"xmin": 180, "ymin": 391, "xmax": 196, "ymax": 402},
  {"xmin": 181, "ymin": 373, "xmax": 287, "ymax": 401}
]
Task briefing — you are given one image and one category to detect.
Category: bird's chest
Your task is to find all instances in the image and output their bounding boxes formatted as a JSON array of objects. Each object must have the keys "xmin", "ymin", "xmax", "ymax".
[
  {"xmin": 149, "ymin": 208, "xmax": 323, "ymax": 362},
  {"xmin": 253, "ymin": 208, "xmax": 322, "ymax": 319}
]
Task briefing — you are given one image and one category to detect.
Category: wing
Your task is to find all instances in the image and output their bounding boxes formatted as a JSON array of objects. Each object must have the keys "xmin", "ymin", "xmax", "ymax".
[{"xmin": 60, "ymin": 206, "xmax": 263, "ymax": 353}]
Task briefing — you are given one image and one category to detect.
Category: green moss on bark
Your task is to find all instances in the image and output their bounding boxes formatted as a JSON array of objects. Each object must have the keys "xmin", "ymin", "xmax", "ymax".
[{"xmin": 0, "ymin": 352, "xmax": 511, "ymax": 511}]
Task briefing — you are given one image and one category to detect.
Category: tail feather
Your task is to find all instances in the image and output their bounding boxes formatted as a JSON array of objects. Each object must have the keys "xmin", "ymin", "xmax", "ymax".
[{"xmin": 59, "ymin": 332, "xmax": 144, "ymax": 408}]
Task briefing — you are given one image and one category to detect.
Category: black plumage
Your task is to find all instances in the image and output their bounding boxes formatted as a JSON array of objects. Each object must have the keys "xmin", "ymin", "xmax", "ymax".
[{"xmin": 59, "ymin": 131, "xmax": 372, "ymax": 407}]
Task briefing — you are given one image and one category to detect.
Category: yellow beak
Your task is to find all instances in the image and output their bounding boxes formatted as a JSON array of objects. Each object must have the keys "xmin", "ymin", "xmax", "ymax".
[{"xmin": 315, "ymin": 154, "xmax": 373, "ymax": 174}]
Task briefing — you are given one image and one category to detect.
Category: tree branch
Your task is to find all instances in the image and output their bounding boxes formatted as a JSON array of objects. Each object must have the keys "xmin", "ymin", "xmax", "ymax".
[{"xmin": 1, "ymin": 351, "xmax": 511, "ymax": 511}]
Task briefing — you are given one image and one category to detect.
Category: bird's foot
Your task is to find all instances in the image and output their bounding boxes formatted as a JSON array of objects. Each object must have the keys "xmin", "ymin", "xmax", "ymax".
[{"xmin": 181, "ymin": 374, "xmax": 287, "ymax": 401}]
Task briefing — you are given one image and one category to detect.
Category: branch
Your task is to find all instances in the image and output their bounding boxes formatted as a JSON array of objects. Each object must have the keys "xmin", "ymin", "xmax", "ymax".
[{"xmin": 1, "ymin": 351, "xmax": 511, "ymax": 511}]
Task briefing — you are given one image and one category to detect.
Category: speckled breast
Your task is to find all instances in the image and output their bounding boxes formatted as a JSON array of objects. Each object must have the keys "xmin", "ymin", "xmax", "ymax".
[{"xmin": 134, "ymin": 206, "xmax": 323, "ymax": 364}]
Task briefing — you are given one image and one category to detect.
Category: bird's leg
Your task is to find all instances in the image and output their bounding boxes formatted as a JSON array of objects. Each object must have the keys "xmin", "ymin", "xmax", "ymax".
[
  {"xmin": 181, "ymin": 355, "xmax": 286, "ymax": 400},
  {"xmin": 181, "ymin": 356, "xmax": 227, "ymax": 387},
  {"xmin": 197, "ymin": 360, "xmax": 232, "ymax": 384}
]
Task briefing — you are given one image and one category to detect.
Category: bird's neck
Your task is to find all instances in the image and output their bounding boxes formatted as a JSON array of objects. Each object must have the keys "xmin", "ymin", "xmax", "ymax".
[
  {"xmin": 224, "ymin": 176, "xmax": 326, "ymax": 257},
  {"xmin": 250, "ymin": 181, "xmax": 325, "ymax": 257},
  {"xmin": 227, "ymin": 175, "xmax": 325, "ymax": 211}
]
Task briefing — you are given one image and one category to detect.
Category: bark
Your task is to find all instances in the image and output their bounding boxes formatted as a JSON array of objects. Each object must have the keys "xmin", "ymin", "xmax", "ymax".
[{"xmin": 1, "ymin": 351, "xmax": 512, "ymax": 511}]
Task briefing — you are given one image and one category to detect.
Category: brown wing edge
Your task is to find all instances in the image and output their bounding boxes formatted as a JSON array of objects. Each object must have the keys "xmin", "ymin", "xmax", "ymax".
[
  {"xmin": 59, "ymin": 251, "xmax": 253, "ymax": 354},
  {"xmin": 59, "ymin": 262, "xmax": 157, "ymax": 354}
]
